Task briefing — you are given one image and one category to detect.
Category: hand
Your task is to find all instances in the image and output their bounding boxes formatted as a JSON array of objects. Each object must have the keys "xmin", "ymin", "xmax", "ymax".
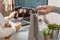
[
  {"xmin": 5, "ymin": 34, "xmax": 12, "ymax": 40},
  {"xmin": 15, "ymin": 22, "xmax": 21, "ymax": 31},
  {"xmin": 19, "ymin": 9, "xmax": 24, "ymax": 13},
  {"xmin": 8, "ymin": 11, "xmax": 17, "ymax": 19},
  {"xmin": 19, "ymin": 9, "xmax": 27, "ymax": 13},
  {"xmin": 5, "ymin": 23, "xmax": 11, "ymax": 28},
  {"xmin": 23, "ymin": 9, "xmax": 27, "ymax": 13},
  {"xmin": 37, "ymin": 5, "xmax": 53, "ymax": 15}
]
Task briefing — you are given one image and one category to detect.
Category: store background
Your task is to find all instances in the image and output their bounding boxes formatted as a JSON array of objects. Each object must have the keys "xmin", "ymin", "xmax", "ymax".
[{"xmin": 15, "ymin": 0, "xmax": 48, "ymax": 8}]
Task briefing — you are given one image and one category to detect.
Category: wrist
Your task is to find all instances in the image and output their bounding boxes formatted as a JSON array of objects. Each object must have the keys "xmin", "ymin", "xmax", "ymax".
[
  {"xmin": 11, "ymin": 26, "xmax": 16, "ymax": 32},
  {"xmin": 15, "ymin": 26, "xmax": 19, "ymax": 31},
  {"xmin": 8, "ymin": 16, "xmax": 13, "ymax": 20}
]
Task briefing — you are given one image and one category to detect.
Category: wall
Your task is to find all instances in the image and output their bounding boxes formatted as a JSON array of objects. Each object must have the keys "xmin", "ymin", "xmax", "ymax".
[
  {"xmin": 48, "ymin": 0, "xmax": 60, "ymax": 7},
  {"xmin": 15, "ymin": 0, "xmax": 48, "ymax": 8},
  {"xmin": 47, "ymin": 0, "xmax": 60, "ymax": 25}
]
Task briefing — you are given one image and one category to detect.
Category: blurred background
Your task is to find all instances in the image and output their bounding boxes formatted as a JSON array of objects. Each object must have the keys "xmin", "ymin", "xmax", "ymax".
[{"xmin": 0, "ymin": 0, "xmax": 48, "ymax": 16}]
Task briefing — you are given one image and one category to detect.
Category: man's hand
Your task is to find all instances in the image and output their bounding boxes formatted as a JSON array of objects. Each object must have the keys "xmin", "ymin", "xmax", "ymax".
[
  {"xmin": 15, "ymin": 22, "xmax": 21, "ymax": 31},
  {"xmin": 37, "ymin": 5, "xmax": 53, "ymax": 15}
]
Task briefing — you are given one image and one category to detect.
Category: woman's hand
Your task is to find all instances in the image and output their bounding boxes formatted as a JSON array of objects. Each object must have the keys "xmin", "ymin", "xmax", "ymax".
[{"xmin": 8, "ymin": 11, "xmax": 18, "ymax": 19}]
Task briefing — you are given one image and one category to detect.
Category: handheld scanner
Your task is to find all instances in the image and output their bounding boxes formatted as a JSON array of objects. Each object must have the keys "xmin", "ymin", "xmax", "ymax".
[{"xmin": 12, "ymin": 6, "xmax": 21, "ymax": 19}]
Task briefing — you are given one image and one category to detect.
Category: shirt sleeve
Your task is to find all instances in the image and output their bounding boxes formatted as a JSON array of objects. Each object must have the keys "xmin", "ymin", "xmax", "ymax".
[
  {"xmin": 0, "ymin": 26, "xmax": 16, "ymax": 38},
  {"xmin": 4, "ymin": 16, "xmax": 10, "ymax": 24},
  {"xmin": 52, "ymin": 6, "xmax": 60, "ymax": 14}
]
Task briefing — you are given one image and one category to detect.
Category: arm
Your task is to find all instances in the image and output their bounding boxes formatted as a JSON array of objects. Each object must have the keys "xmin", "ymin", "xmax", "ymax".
[
  {"xmin": 4, "ymin": 11, "xmax": 17, "ymax": 24},
  {"xmin": 4, "ymin": 16, "xmax": 11, "ymax": 24},
  {"xmin": 0, "ymin": 26, "xmax": 16, "ymax": 38},
  {"xmin": 52, "ymin": 6, "xmax": 60, "ymax": 13},
  {"xmin": 37, "ymin": 5, "xmax": 60, "ymax": 15},
  {"xmin": 0, "ymin": 17, "xmax": 21, "ymax": 38},
  {"xmin": 0, "ymin": 12, "xmax": 20, "ymax": 38}
]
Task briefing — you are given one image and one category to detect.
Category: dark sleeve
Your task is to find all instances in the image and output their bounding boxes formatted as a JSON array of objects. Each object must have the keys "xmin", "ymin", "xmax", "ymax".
[{"xmin": 52, "ymin": 6, "xmax": 60, "ymax": 14}]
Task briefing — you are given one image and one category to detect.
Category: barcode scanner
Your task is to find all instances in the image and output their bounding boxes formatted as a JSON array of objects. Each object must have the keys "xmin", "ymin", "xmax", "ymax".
[{"xmin": 12, "ymin": 6, "xmax": 21, "ymax": 19}]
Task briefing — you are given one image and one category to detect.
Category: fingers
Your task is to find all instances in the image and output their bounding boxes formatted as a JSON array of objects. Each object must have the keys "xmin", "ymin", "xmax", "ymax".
[
  {"xmin": 9, "ymin": 11, "xmax": 18, "ymax": 19},
  {"xmin": 37, "ymin": 5, "xmax": 47, "ymax": 10},
  {"xmin": 15, "ymin": 22, "xmax": 21, "ymax": 27},
  {"xmin": 10, "ymin": 11, "xmax": 17, "ymax": 16},
  {"xmin": 23, "ymin": 9, "xmax": 27, "ymax": 13},
  {"xmin": 15, "ymin": 22, "xmax": 21, "ymax": 31},
  {"xmin": 19, "ymin": 9, "xmax": 27, "ymax": 13},
  {"xmin": 37, "ymin": 6, "xmax": 47, "ymax": 14},
  {"xmin": 37, "ymin": 5, "xmax": 53, "ymax": 15},
  {"xmin": 37, "ymin": 6, "xmax": 43, "ymax": 10},
  {"xmin": 37, "ymin": 9, "xmax": 49, "ymax": 15},
  {"xmin": 16, "ymin": 22, "xmax": 21, "ymax": 25},
  {"xmin": 19, "ymin": 9, "xmax": 24, "ymax": 13}
]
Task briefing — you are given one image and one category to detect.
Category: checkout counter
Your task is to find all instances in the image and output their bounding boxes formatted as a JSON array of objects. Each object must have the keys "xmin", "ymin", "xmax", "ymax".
[{"xmin": 6, "ymin": 8, "xmax": 60, "ymax": 40}]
